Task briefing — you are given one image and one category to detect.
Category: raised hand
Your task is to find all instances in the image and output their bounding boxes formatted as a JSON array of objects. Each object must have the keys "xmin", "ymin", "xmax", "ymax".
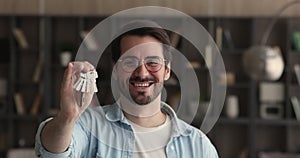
[
  {"xmin": 41, "ymin": 61, "xmax": 97, "ymax": 153},
  {"xmin": 59, "ymin": 61, "xmax": 96, "ymax": 121}
]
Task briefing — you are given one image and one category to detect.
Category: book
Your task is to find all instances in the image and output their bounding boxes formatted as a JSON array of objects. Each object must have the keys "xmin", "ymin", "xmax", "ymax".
[
  {"xmin": 12, "ymin": 28, "xmax": 29, "ymax": 49},
  {"xmin": 216, "ymin": 26, "xmax": 223, "ymax": 50},
  {"xmin": 292, "ymin": 31, "xmax": 300, "ymax": 51},
  {"xmin": 291, "ymin": 96, "xmax": 300, "ymax": 121},
  {"xmin": 294, "ymin": 64, "xmax": 300, "ymax": 85},
  {"xmin": 205, "ymin": 45, "xmax": 212, "ymax": 68},
  {"xmin": 223, "ymin": 29, "xmax": 235, "ymax": 49},
  {"xmin": 32, "ymin": 56, "xmax": 44, "ymax": 83},
  {"xmin": 14, "ymin": 93, "xmax": 26, "ymax": 115},
  {"xmin": 30, "ymin": 95, "xmax": 41, "ymax": 115},
  {"xmin": 80, "ymin": 31, "xmax": 98, "ymax": 51}
]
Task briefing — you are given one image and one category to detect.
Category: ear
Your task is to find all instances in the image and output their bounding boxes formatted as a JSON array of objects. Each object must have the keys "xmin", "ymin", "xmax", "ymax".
[{"xmin": 163, "ymin": 63, "xmax": 171, "ymax": 80}]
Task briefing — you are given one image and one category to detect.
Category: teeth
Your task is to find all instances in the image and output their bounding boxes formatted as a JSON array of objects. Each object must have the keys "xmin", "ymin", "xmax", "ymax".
[{"xmin": 134, "ymin": 83, "xmax": 150, "ymax": 87}]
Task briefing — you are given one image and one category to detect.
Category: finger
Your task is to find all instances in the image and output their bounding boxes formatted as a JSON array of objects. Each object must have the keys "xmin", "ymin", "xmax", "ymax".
[
  {"xmin": 72, "ymin": 61, "xmax": 95, "ymax": 73},
  {"xmin": 83, "ymin": 61, "xmax": 95, "ymax": 71},
  {"xmin": 61, "ymin": 63, "xmax": 74, "ymax": 93},
  {"xmin": 80, "ymin": 92, "xmax": 94, "ymax": 109}
]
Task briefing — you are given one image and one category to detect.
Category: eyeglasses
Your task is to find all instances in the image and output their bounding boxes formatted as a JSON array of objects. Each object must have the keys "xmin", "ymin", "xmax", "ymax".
[{"xmin": 117, "ymin": 56, "xmax": 168, "ymax": 73}]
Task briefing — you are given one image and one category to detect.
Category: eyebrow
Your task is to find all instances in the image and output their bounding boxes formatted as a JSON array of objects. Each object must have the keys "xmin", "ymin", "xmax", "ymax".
[{"xmin": 145, "ymin": 56, "xmax": 161, "ymax": 59}]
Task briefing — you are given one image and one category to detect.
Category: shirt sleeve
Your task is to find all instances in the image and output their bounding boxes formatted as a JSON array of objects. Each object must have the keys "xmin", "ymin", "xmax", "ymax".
[{"xmin": 35, "ymin": 118, "xmax": 89, "ymax": 158}]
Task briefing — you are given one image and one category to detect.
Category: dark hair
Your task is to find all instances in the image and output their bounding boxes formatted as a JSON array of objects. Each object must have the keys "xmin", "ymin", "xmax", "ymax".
[{"xmin": 111, "ymin": 26, "xmax": 172, "ymax": 64}]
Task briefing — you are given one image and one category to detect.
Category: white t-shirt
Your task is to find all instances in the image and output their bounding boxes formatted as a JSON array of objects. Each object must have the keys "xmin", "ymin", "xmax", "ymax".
[{"xmin": 127, "ymin": 115, "xmax": 172, "ymax": 158}]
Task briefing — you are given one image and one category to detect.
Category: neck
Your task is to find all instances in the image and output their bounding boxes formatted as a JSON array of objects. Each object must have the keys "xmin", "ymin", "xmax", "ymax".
[{"xmin": 120, "ymin": 94, "xmax": 166, "ymax": 127}]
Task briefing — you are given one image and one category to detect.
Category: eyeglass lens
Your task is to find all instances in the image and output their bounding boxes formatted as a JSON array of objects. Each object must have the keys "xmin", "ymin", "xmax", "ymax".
[{"xmin": 119, "ymin": 56, "xmax": 164, "ymax": 72}]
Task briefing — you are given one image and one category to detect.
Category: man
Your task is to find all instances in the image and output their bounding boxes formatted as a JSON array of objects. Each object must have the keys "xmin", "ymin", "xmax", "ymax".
[{"xmin": 35, "ymin": 20, "xmax": 218, "ymax": 158}]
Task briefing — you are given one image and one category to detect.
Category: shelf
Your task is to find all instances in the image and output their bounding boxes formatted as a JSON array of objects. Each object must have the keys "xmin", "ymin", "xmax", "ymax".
[
  {"xmin": 288, "ymin": 85, "xmax": 300, "ymax": 97},
  {"xmin": 221, "ymin": 48, "xmax": 247, "ymax": 55},
  {"xmin": 49, "ymin": 64, "xmax": 68, "ymax": 70},
  {"xmin": 227, "ymin": 82, "xmax": 251, "ymax": 89},
  {"xmin": 194, "ymin": 67, "xmax": 209, "ymax": 72},
  {"xmin": 0, "ymin": 114, "xmax": 40, "ymax": 120},
  {"xmin": 254, "ymin": 119, "xmax": 300, "ymax": 126},
  {"xmin": 218, "ymin": 117, "xmax": 250, "ymax": 125},
  {"xmin": 288, "ymin": 52, "xmax": 300, "ymax": 66},
  {"xmin": 0, "ymin": 111, "xmax": 42, "ymax": 122},
  {"xmin": 288, "ymin": 84, "xmax": 300, "ymax": 88},
  {"xmin": 16, "ymin": 48, "xmax": 40, "ymax": 54},
  {"xmin": 15, "ymin": 81, "xmax": 39, "ymax": 87},
  {"xmin": 9, "ymin": 114, "xmax": 40, "ymax": 120},
  {"xmin": 289, "ymin": 50, "xmax": 300, "ymax": 54}
]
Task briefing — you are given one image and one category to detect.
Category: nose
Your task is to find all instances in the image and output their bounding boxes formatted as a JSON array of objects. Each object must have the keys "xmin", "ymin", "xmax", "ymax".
[{"xmin": 133, "ymin": 63, "xmax": 149, "ymax": 78}]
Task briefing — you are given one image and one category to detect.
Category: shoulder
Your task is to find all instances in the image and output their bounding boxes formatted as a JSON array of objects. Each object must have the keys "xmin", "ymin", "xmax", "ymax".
[{"xmin": 177, "ymin": 118, "xmax": 207, "ymax": 139}]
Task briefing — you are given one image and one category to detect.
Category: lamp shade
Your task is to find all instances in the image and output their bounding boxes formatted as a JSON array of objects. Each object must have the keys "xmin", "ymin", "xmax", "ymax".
[{"xmin": 243, "ymin": 45, "xmax": 284, "ymax": 81}]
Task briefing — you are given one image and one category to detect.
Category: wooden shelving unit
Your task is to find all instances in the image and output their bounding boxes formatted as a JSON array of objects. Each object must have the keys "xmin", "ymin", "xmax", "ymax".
[{"xmin": 0, "ymin": 15, "xmax": 300, "ymax": 158}]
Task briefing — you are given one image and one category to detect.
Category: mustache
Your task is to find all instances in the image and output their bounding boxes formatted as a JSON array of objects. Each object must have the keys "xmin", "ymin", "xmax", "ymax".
[{"xmin": 129, "ymin": 76, "xmax": 158, "ymax": 83}]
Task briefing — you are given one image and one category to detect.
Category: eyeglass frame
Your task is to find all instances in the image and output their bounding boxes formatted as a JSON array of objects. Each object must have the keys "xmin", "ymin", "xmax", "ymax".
[{"xmin": 117, "ymin": 56, "xmax": 169, "ymax": 73}]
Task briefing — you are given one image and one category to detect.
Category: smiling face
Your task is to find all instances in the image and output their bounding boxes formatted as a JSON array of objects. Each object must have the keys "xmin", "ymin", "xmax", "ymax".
[{"xmin": 114, "ymin": 35, "xmax": 170, "ymax": 105}]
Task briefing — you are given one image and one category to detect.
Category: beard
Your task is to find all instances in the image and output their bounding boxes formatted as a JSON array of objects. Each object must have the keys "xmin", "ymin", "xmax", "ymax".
[{"xmin": 116, "ymin": 76, "xmax": 163, "ymax": 105}]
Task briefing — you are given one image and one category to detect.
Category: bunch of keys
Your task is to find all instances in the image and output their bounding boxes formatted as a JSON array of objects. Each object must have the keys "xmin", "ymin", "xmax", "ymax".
[{"xmin": 73, "ymin": 70, "xmax": 98, "ymax": 107}]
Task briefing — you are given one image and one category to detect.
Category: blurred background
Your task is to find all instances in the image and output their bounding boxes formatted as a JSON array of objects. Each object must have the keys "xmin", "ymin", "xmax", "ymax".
[{"xmin": 1, "ymin": 0, "xmax": 300, "ymax": 158}]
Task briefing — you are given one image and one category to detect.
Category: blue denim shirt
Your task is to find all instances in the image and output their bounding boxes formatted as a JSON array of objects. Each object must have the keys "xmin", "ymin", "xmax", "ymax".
[{"xmin": 35, "ymin": 102, "xmax": 218, "ymax": 158}]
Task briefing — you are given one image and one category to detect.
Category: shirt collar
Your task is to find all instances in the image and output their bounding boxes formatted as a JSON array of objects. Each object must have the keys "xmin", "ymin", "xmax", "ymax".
[
  {"xmin": 104, "ymin": 102, "xmax": 124, "ymax": 122},
  {"xmin": 104, "ymin": 101, "xmax": 192, "ymax": 137},
  {"xmin": 160, "ymin": 102, "xmax": 193, "ymax": 137}
]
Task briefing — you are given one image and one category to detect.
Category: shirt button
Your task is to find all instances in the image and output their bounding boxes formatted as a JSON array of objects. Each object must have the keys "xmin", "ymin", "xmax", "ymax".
[{"xmin": 170, "ymin": 146, "xmax": 175, "ymax": 150}]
